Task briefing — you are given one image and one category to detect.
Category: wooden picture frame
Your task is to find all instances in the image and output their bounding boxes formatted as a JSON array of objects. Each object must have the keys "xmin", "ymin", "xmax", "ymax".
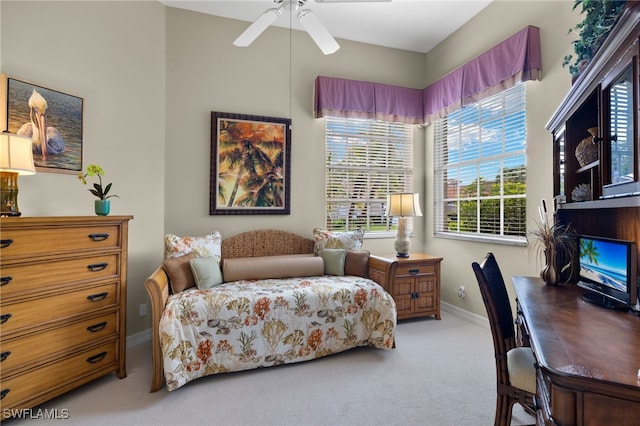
[
  {"xmin": 210, "ymin": 111, "xmax": 291, "ymax": 215},
  {"xmin": 4, "ymin": 76, "xmax": 83, "ymax": 174}
]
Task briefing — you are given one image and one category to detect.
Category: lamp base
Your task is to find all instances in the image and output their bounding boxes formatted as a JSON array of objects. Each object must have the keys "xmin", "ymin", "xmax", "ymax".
[
  {"xmin": 0, "ymin": 171, "xmax": 22, "ymax": 217},
  {"xmin": 394, "ymin": 216, "xmax": 411, "ymax": 259}
]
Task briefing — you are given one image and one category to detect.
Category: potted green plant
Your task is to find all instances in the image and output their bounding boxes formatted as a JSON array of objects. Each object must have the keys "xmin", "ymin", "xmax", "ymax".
[
  {"xmin": 78, "ymin": 164, "xmax": 119, "ymax": 215},
  {"xmin": 528, "ymin": 199, "xmax": 577, "ymax": 285},
  {"xmin": 563, "ymin": 0, "xmax": 628, "ymax": 77}
]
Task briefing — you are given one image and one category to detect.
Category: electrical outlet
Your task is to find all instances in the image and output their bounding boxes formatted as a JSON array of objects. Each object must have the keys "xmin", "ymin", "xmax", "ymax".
[
  {"xmin": 457, "ymin": 286, "xmax": 466, "ymax": 299},
  {"xmin": 139, "ymin": 303, "xmax": 147, "ymax": 317}
]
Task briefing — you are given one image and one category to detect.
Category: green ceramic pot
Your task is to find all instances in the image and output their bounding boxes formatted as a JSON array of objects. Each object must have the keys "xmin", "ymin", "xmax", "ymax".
[{"xmin": 95, "ymin": 199, "xmax": 110, "ymax": 216}]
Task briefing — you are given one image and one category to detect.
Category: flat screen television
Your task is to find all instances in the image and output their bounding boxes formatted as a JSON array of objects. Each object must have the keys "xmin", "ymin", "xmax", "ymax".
[{"xmin": 577, "ymin": 235, "xmax": 638, "ymax": 310}]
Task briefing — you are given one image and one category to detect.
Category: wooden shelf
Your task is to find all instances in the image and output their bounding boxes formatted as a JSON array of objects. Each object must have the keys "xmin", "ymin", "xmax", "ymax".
[
  {"xmin": 576, "ymin": 160, "xmax": 599, "ymax": 174},
  {"xmin": 558, "ymin": 195, "xmax": 640, "ymax": 210}
]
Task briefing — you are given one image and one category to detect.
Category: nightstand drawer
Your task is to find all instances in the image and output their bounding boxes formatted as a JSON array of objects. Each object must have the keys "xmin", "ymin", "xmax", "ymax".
[
  {"xmin": 1, "ymin": 254, "xmax": 119, "ymax": 297},
  {"xmin": 396, "ymin": 263, "xmax": 436, "ymax": 276},
  {"xmin": 0, "ymin": 283, "xmax": 117, "ymax": 335},
  {"xmin": 1, "ymin": 312, "xmax": 117, "ymax": 374}
]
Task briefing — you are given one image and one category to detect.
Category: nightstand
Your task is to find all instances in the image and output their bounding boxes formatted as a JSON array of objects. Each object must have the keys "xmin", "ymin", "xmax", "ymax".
[{"xmin": 368, "ymin": 253, "xmax": 442, "ymax": 320}]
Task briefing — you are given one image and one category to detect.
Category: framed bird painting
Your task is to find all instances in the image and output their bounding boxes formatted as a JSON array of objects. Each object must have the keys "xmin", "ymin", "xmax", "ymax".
[
  {"xmin": 4, "ymin": 75, "xmax": 83, "ymax": 173},
  {"xmin": 210, "ymin": 111, "xmax": 291, "ymax": 215}
]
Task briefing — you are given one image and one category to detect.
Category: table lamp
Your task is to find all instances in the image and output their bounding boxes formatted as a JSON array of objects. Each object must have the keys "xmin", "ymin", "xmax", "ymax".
[
  {"xmin": 386, "ymin": 192, "xmax": 422, "ymax": 258},
  {"xmin": 0, "ymin": 132, "xmax": 36, "ymax": 217}
]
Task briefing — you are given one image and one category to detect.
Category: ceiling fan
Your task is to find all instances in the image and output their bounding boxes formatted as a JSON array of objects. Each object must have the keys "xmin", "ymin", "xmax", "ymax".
[{"xmin": 233, "ymin": 0, "xmax": 392, "ymax": 55}]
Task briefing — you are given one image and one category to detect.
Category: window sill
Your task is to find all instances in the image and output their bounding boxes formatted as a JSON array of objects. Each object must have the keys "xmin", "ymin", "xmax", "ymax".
[{"xmin": 434, "ymin": 232, "xmax": 527, "ymax": 247}]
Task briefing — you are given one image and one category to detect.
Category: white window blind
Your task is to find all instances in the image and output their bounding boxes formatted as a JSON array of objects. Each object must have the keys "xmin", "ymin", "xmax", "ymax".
[
  {"xmin": 325, "ymin": 117, "xmax": 413, "ymax": 234},
  {"xmin": 434, "ymin": 83, "xmax": 527, "ymax": 244}
]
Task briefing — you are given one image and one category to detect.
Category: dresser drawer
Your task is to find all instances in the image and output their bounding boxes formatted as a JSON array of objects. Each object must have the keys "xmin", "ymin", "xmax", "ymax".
[
  {"xmin": 0, "ymin": 254, "xmax": 119, "ymax": 297},
  {"xmin": 0, "ymin": 225, "xmax": 120, "ymax": 259},
  {"xmin": 0, "ymin": 283, "xmax": 117, "ymax": 335},
  {"xmin": 0, "ymin": 341, "xmax": 116, "ymax": 410},
  {"xmin": 0, "ymin": 312, "xmax": 117, "ymax": 374},
  {"xmin": 396, "ymin": 263, "xmax": 436, "ymax": 276}
]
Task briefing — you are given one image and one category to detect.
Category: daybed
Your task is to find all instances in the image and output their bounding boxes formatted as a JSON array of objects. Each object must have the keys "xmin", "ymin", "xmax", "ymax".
[{"xmin": 144, "ymin": 229, "xmax": 397, "ymax": 392}]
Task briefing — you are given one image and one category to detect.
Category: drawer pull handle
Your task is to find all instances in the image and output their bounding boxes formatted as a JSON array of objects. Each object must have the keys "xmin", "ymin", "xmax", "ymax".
[
  {"xmin": 87, "ymin": 322, "xmax": 108, "ymax": 333},
  {"xmin": 87, "ymin": 292, "xmax": 108, "ymax": 302},
  {"xmin": 0, "ymin": 313, "xmax": 12, "ymax": 324},
  {"xmin": 409, "ymin": 269, "xmax": 419, "ymax": 275},
  {"xmin": 0, "ymin": 276, "xmax": 13, "ymax": 286},
  {"xmin": 89, "ymin": 233, "xmax": 110, "ymax": 242},
  {"xmin": 86, "ymin": 351, "xmax": 107, "ymax": 364},
  {"xmin": 0, "ymin": 389, "xmax": 9, "ymax": 400},
  {"xmin": 0, "ymin": 239, "xmax": 13, "ymax": 248},
  {"xmin": 0, "ymin": 351, "xmax": 11, "ymax": 362},
  {"xmin": 87, "ymin": 262, "xmax": 108, "ymax": 272}
]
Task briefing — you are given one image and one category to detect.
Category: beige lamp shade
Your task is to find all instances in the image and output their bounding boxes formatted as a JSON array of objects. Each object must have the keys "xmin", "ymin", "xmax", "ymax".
[
  {"xmin": 386, "ymin": 192, "xmax": 423, "ymax": 217},
  {"xmin": 0, "ymin": 133, "xmax": 36, "ymax": 175}
]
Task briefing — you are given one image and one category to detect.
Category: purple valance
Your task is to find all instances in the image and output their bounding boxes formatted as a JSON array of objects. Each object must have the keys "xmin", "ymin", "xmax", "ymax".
[
  {"xmin": 313, "ymin": 77, "xmax": 423, "ymax": 124},
  {"xmin": 424, "ymin": 25, "xmax": 541, "ymax": 124},
  {"xmin": 314, "ymin": 26, "xmax": 541, "ymax": 126}
]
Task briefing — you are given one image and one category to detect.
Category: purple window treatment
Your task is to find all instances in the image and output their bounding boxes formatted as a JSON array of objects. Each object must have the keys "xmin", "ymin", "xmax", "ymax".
[
  {"xmin": 314, "ymin": 26, "xmax": 541, "ymax": 126},
  {"xmin": 373, "ymin": 83, "xmax": 424, "ymax": 125}
]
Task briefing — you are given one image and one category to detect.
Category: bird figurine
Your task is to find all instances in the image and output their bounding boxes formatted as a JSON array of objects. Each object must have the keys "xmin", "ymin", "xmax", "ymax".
[{"xmin": 17, "ymin": 89, "xmax": 65, "ymax": 159}]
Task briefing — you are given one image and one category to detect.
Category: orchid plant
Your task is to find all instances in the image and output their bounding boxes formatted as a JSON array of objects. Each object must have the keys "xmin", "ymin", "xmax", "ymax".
[{"xmin": 78, "ymin": 164, "xmax": 119, "ymax": 200}]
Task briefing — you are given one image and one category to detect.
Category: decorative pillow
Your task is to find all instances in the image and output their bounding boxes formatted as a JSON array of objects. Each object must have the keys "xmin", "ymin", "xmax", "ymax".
[
  {"xmin": 164, "ymin": 231, "xmax": 222, "ymax": 261},
  {"xmin": 190, "ymin": 257, "xmax": 224, "ymax": 290},
  {"xmin": 313, "ymin": 228, "xmax": 364, "ymax": 256},
  {"xmin": 162, "ymin": 252, "xmax": 197, "ymax": 293},
  {"xmin": 344, "ymin": 250, "xmax": 370, "ymax": 277},
  {"xmin": 320, "ymin": 248, "xmax": 347, "ymax": 276},
  {"xmin": 223, "ymin": 254, "xmax": 324, "ymax": 282}
]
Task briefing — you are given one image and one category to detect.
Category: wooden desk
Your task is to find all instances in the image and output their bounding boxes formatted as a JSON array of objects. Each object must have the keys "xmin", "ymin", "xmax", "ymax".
[{"xmin": 512, "ymin": 276, "xmax": 640, "ymax": 426}]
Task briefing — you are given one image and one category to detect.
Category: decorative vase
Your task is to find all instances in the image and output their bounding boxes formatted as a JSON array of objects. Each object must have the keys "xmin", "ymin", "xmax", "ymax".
[
  {"xmin": 95, "ymin": 199, "xmax": 110, "ymax": 216},
  {"xmin": 540, "ymin": 246, "xmax": 561, "ymax": 285}
]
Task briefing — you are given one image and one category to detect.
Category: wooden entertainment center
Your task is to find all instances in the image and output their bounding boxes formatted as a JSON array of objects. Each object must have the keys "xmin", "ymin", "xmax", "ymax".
[
  {"xmin": 546, "ymin": 3, "xmax": 640, "ymax": 256},
  {"xmin": 535, "ymin": 3, "xmax": 640, "ymax": 424}
]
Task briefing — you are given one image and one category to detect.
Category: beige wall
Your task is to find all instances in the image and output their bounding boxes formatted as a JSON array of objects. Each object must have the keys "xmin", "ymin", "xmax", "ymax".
[
  {"xmin": 423, "ymin": 0, "xmax": 582, "ymax": 317},
  {"xmin": 1, "ymin": 1, "xmax": 166, "ymax": 336},
  {"xmin": 1, "ymin": 0, "xmax": 582, "ymax": 336}
]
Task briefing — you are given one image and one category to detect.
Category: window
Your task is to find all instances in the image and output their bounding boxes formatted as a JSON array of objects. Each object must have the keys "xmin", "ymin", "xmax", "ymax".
[
  {"xmin": 434, "ymin": 83, "xmax": 527, "ymax": 244},
  {"xmin": 325, "ymin": 117, "xmax": 413, "ymax": 235}
]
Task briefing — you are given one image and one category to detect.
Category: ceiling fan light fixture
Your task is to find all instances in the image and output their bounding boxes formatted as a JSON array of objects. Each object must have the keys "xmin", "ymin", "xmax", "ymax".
[
  {"xmin": 297, "ymin": 9, "xmax": 340, "ymax": 54},
  {"xmin": 233, "ymin": 6, "xmax": 283, "ymax": 47}
]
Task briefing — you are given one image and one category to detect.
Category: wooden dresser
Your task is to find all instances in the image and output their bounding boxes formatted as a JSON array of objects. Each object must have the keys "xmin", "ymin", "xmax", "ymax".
[
  {"xmin": 0, "ymin": 216, "xmax": 132, "ymax": 419},
  {"xmin": 368, "ymin": 253, "xmax": 442, "ymax": 320},
  {"xmin": 513, "ymin": 276, "xmax": 640, "ymax": 425}
]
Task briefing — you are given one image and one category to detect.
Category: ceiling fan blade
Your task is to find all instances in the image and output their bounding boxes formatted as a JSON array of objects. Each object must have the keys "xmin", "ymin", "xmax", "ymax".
[
  {"xmin": 315, "ymin": 0, "xmax": 391, "ymax": 3},
  {"xmin": 297, "ymin": 9, "xmax": 340, "ymax": 55},
  {"xmin": 233, "ymin": 7, "xmax": 283, "ymax": 47}
]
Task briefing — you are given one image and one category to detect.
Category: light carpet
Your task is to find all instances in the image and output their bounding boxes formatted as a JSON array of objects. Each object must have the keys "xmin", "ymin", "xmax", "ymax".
[{"xmin": 7, "ymin": 311, "xmax": 534, "ymax": 425}]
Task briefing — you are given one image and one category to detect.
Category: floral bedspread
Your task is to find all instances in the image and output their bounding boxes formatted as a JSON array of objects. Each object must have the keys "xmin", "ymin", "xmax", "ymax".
[{"xmin": 160, "ymin": 275, "xmax": 397, "ymax": 391}]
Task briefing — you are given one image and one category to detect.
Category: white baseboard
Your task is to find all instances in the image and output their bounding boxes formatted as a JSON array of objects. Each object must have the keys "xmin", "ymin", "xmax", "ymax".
[
  {"xmin": 126, "ymin": 328, "xmax": 152, "ymax": 347},
  {"xmin": 441, "ymin": 301, "xmax": 489, "ymax": 329}
]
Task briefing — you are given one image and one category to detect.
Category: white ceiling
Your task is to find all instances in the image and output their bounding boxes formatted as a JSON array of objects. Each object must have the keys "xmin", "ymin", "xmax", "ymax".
[{"xmin": 159, "ymin": 0, "xmax": 493, "ymax": 53}]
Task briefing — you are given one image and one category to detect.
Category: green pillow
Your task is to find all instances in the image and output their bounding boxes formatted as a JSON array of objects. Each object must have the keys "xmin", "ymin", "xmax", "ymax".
[
  {"xmin": 320, "ymin": 248, "xmax": 346, "ymax": 276},
  {"xmin": 189, "ymin": 257, "xmax": 223, "ymax": 289}
]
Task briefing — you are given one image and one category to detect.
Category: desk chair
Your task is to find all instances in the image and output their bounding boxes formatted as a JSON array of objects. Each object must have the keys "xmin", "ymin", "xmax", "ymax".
[{"xmin": 472, "ymin": 252, "xmax": 537, "ymax": 426}]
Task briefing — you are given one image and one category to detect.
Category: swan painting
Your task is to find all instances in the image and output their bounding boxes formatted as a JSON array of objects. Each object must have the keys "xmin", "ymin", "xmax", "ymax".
[
  {"xmin": 6, "ymin": 76, "xmax": 83, "ymax": 172},
  {"xmin": 17, "ymin": 89, "xmax": 65, "ymax": 159}
]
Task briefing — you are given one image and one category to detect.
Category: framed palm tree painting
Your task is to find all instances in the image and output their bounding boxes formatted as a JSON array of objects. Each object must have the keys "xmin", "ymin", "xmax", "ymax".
[{"xmin": 210, "ymin": 112, "xmax": 291, "ymax": 215}]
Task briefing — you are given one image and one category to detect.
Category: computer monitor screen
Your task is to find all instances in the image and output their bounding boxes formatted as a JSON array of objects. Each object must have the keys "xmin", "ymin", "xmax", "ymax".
[{"xmin": 578, "ymin": 235, "xmax": 637, "ymax": 308}]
